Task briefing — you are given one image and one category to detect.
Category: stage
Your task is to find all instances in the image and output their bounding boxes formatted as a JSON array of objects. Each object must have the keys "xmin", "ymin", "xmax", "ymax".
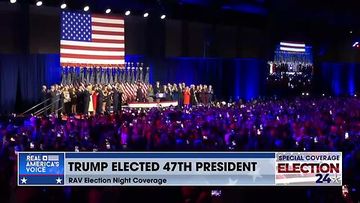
[{"xmin": 125, "ymin": 101, "xmax": 178, "ymax": 108}]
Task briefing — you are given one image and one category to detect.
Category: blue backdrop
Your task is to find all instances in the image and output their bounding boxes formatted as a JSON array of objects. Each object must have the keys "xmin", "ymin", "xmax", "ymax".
[
  {"xmin": 319, "ymin": 62, "xmax": 360, "ymax": 96},
  {"xmin": 153, "ymin": 57, "xmax": 267, "ymax": 101},
  {"xmin": 0, "ymin": 54, "xmax": 60, "ymax": 114}
]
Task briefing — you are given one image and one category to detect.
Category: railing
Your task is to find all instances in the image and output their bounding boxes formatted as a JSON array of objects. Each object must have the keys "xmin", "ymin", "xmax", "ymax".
[
  {"xmin": 34, "ymin": 106, "xmax": 63, "ymax": 117},
  {"xmin": 33, "ymin": 99, "xmax": 61, "ymax": 116},
  {"xmin": 20, "ymin": 98, "xmax": 50, "ymax": 115}
]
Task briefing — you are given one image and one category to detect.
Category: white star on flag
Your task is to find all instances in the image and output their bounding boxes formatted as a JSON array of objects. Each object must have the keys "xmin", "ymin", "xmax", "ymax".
[
  {"xmin": 56, "ymin": 177, "xmax": 63, "ymax": 184},
  {"xmin": 20, "ymin": 177, "xmax": 27, "ymax": 184}
]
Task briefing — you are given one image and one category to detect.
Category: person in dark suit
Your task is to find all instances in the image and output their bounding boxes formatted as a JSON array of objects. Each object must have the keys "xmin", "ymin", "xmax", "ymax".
[
  {"xmin": 105, "ymin": 87, "xmax": 112, "ymax": 114},
  {"xmin": 115, "ymin": 85, "xmax": 123, "ymax": 113},
  {"xmin": 41, "ymin": 85, "xmax": 49, "ymax": 115},
  {"xmin": 172, "ymin": 84, "xmax": 179, "ymax": 102},
  {"xmin": 119, "ymin": 88, "xmax": 123, "ymax": 112},
  {"xmin": 59, "ymin": 87, "xmax": 65, "ymax": 115},
  {"xmin": 54, "ymin": 85, "xmax": 61, "ymax": 116},
  {"xmin": 50, "ymin": 86, "xmax": 56, "ymax": 114},
  {"xmin": 190, "ymin": 85, "xmax": 196, "ymax": 106},
  {"xmin": 202, "ymin": 85, "xmax": 208, "ymax": 105},
  {"xmin": 154, "ymin": 81, "xmax": 162, "ymax": 95},
  {"xmin": 77, "ymin": 87, "xmax": 84, "ymax": 114},
  {"xmin": 70, "ymin": 87, "xmax": 77, "ymax": 114},
  {"xmin": 154, "ymin": 81, "xmax": 163, "ymax": 102},
  {"xmin": 96, "ymin": 86, "xmax": 104, "ymax": 114},
  {"xmin": 208, "ymin": 85, "xmax": 214, "ymax": 105},
  {"xmin": 83, "ymin": 86, "xmax": 91, "ymax": 115},
  {"xmin": 96, "ymin": 87, "xmax": 104, "ymax": 115},
  {"xmin": 195, "ymin": 85, "xmax": 201, "ymax": 105},
  {"xmin": 178, "ymin": 84, "xmax": 184, "ymax": 107},
  {"xmin": 112, "ymin": 86, "xmax": 120, "ymax": 114},
  {"xmin": 41, "ymin": 85, "xmax": 48, "ymax": 103},
  {"xmin": 136, "ymin": 83, "xmax": 144, "ymax": 102}
]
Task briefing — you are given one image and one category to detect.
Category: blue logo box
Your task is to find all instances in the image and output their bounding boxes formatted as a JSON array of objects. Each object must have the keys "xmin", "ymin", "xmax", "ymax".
[{"xmin": 18, "ymin": 152, "xmax": 65, "ymax": 186}]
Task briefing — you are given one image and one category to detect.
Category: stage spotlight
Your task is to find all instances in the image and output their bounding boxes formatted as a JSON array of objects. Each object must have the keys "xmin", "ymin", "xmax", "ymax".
[
  {"xmin": 10, "ymin": 0, "xmax": 16, "ymax": 4},
  {"xmin": 143, "ymin": 12, "xmax": 149, "ymax": 18},
  {"xmin": 60, "ymin": 3, "xmax": 67, "ymax": 9},
  {"xmin": 36, "ymin": 0, "xmax": 42, "ymax": 6},
  {"xmin": 125, "ymin": 10, "xmax": 131, "ymax": 16},
  {"xmin": 160, "ymin": 14, "xmax": 166, "ymax": 19},
  {"xmin": 105, "ymin": 8, "xmax": 111, "ymax": 14},
  {"xmin": 84, "ymin": 5, "xmax": 89, "ymax": 12}
]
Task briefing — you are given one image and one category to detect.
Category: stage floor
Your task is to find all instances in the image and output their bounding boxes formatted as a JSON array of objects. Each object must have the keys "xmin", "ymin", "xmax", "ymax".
[
  {"xmin": 125, "ymin": 101, "xmax": 178, "ymax": 108},
  {"xmin": 60, "ymin": 101, "xmax": 178, "ymax": 120}
]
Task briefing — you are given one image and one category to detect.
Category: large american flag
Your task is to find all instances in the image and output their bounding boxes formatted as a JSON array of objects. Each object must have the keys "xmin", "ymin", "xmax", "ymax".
[{"xmin": 60, "ymin": 11, "xmax": 125, "ymax": 67}]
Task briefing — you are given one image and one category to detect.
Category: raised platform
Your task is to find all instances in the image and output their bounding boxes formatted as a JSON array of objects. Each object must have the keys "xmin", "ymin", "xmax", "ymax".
[{"xmin": 126, "ymin": 101, "xmax": 178, "ymax": 108}]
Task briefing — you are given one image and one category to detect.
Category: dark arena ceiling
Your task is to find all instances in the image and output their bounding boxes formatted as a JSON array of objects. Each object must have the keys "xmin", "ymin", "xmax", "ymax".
[
  {"xmin": 2, "ymin": 0, "xmax": 360, "ymax": 28},
  {"xmin": 2, "ymin": 0, "xmax": 360, "ymax": 58}
]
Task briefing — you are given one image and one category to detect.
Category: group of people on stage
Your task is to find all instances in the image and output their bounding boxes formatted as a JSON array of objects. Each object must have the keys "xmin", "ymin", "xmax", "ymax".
[
  {"xmin": 41, "ymin": 83, "xmax": 123, "ymax": 116},
  {"xmin": 40, "ymin": 81, "xmax": 215, "ymax": 116},
  {"xmin": 150, "ymin": 81, "xmax": 214, "ymax": 106}
]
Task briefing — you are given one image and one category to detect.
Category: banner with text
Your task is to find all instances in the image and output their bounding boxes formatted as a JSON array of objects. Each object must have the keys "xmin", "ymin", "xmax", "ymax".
[{"xmin": 18, "ymin": 152, "xmax": 342, "ymax": 186}]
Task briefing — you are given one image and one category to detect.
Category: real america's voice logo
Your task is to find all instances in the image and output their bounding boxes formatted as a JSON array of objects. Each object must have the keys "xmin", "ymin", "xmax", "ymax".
[
  {"xmin": 18, "ymin": 153, "xmax": 65, "ymax": 186},
  {"xmin": 275, "ymin": 152, "xmax": 342, "ymax": 185}
]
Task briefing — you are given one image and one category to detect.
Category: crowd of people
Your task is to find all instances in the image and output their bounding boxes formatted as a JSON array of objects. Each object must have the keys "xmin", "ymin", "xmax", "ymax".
[
  {"xmin": 40, "ymin": 81, "xmax": 215, "ymax": 116},
  {"xmin": 0, "ymin": 96, "xmax": 359, "ymax": 202},
  {"xmin": 268, "ymin": 61, "xmax": 313, "ymax": 75},
  {"xmin": 267, "ymin": 61, "xmax": 314, "ymax": 89}
]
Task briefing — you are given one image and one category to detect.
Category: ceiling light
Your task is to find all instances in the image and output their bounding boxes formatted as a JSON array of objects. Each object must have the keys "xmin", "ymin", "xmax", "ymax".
[
  {"xmin": 160, "ymin": 14, "xmax": 166, "ymax": 19},
  {"xmin": 143, "ymin": 12, "xmax": 149, "ymax": 18},
  {"xmin": 105, "ymin": 8, "xmax": 111, "ymax": 14},
  {"xmin": 36, "ymin": 1, "xmax": 42, "ymax": 6},
  {"xmin": 84, "ymin": 5, "xmax": 89, "ymax": 12},
  {"xmin": 10, "ymin": 0, "xmax": 16, "ymax": 4},
  {"xmin": 60, "ymin": 3, "xmax": 67, "ymax": 9},
  {"xmin": 125, "ymin": 10, "xmax": 131, "ymax": 16}
]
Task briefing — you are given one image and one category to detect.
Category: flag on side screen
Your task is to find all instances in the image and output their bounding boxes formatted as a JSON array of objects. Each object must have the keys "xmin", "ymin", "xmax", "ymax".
[{"xmin": 279, "ymin": 42, "xmax": 306, "ymax": 52}]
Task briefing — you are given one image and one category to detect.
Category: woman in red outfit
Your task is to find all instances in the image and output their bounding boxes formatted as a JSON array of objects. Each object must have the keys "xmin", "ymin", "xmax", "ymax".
[
  {"xmin": 183, "ymin": 87, "xmax": 191, "ymax": 106},
  {"xmin": 92, "ymin": 87, "xmax": 98, "ymax": 114}
]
